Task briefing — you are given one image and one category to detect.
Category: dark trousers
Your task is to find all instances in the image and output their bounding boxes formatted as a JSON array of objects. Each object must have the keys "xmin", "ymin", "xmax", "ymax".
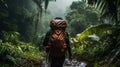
[{"xmin": 50, "ymin": 56, "xmax": 65, "ymax": 67}]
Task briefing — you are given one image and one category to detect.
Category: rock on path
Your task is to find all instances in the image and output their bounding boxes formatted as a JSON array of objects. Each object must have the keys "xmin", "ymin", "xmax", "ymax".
[{"xmin": 41, "ymin": 58, "xmax": 87, "ymax": 67}]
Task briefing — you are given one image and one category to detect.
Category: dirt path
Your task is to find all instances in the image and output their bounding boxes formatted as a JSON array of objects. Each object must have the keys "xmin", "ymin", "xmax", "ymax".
[{"xmin": 41, "ymin": 58, "xmax": 87, "ymax": 67}]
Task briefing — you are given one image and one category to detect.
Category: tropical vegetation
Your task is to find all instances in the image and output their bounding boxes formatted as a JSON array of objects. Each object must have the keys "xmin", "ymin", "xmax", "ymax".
[{"xmin": 0, "ymin": 0, "xmax": 120, "ymax": 67}]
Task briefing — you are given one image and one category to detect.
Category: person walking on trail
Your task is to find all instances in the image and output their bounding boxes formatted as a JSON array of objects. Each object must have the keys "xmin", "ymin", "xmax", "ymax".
[{"xmin": 43, "ymin": 17, "xmax": 72, "ymax": 67}]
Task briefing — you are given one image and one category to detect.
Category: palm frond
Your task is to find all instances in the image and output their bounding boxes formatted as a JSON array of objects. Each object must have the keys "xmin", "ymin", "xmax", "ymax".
[{"xmin": 84, "ymin": 0, "xmax": 120, "ymax": 24}]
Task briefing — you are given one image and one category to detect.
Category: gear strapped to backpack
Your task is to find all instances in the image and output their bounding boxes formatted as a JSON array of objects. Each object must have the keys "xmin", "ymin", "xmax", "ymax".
[{"xmin": 47, "ymin": 18, "xmax": 67, "ymax": 57}]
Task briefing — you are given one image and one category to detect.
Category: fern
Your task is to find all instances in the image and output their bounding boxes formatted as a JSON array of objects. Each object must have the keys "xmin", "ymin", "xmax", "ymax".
[
  {"xmin": 6, "ymin": 55, "xmax": 16, "ymax": 64},
  {"xmin": 1, "ymin": 31, "xmax": 19, "ymax": 43}
]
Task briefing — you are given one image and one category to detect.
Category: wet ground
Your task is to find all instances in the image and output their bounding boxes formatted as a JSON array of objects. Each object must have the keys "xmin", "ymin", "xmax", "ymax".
[{"xmin": 41, "ymin": 58, "xmax": 87, "ymax": 67}]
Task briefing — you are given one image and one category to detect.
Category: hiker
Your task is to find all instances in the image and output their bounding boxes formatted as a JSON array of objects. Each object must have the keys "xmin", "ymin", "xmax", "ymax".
[{"xmin": 43, "ymin": 17, "xmax": 72, "ymax": 67}]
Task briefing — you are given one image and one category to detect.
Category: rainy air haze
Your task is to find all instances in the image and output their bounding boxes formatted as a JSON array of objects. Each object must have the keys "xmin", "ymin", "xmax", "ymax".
[{"xmin": 48, "ymin": 0, "xmax": 81, "ymax": 19}]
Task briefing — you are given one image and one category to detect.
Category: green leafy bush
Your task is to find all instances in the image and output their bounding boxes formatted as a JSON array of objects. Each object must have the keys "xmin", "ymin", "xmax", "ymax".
[
  {"xmin": 71, "ymin": 25, "xmax": 120, "ymax": 66},
  {"xmin": 0, "ymin": 41, "xmax": 44, "ymax": 66},
  {"xmin": 0, "ymin": 31, "xmax": 19, "ymax": 43}
]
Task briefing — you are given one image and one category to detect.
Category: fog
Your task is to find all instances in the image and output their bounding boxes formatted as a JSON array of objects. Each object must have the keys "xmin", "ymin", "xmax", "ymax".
[{"xmin": 48, "ymin": 0, "xmax": 80, "ymax": 19}]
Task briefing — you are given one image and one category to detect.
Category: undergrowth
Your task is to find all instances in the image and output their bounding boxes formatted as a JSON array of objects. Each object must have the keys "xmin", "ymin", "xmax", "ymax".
[{"xmin": 0, "ymin": 41, "xmax": 45, "ymax": 67}]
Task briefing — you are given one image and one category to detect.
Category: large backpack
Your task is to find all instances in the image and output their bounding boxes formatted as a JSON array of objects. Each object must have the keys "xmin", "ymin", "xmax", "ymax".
[{"xmin": 48, "ymin": 18, "xmax": 67, "ymax": 57}]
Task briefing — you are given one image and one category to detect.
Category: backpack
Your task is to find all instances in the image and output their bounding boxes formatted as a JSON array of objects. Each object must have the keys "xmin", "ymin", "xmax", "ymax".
[
  {"xmin": 48, "ymin": 29, "xmax": 67, "ymax": 57},
  {"xmin": 48, "ymin": 18, "xmax": 67, "ymax": 57}
]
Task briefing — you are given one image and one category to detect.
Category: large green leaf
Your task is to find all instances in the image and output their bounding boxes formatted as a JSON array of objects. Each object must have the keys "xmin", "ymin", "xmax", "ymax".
[{"xmin": 76, "ymin": 24, "xmax": 112, "ymax": 41}]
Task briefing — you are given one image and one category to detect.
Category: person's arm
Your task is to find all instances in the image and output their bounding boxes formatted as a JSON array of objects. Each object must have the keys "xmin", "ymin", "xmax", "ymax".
[
  {"xmin": 43, "ymin": 31, "xmax": 50, "ymax": 46},
  {"xmin": 43, "ymin": 31, "xmax": 51, "ymax": 52},
  {"xmin": 66, "ymin": 32, "xmax": 72, "ymax": 59}
]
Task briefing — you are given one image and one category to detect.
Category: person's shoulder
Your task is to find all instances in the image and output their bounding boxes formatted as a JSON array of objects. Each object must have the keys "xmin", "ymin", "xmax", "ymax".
[{"xmin": 46, "ymin": 30, "xmax": 52, "ymax": 35}]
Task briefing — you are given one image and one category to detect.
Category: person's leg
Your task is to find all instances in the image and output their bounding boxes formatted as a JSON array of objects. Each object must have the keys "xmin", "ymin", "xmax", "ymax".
[
  {"xmin": 50, "ymin": 56, "xmax": 57, "ymax": 67},
  {"xmin": 58, "ymin": 56, "xmax": 65, "ymax": 67},
  {"xmin": 50, "ymin": 56, "xmax": 65, "ymax": 67}
]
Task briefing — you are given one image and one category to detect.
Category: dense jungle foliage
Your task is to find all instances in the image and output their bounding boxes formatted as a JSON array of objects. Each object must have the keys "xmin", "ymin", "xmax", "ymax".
[{"xmin": 0, "ymin": 0, "xmax": 120, "ymax": 67}]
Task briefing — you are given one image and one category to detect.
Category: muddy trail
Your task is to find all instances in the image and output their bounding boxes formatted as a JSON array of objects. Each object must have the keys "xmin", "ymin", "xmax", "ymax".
[{"xmin": 41, "ymin": 58, "xmax": 87, "ymax": 67}]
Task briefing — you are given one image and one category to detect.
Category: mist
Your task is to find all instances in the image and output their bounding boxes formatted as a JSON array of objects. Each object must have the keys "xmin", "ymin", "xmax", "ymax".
[{"xmin": 48, "ymin": 0, "xmax": 79, "ymax": 19}]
